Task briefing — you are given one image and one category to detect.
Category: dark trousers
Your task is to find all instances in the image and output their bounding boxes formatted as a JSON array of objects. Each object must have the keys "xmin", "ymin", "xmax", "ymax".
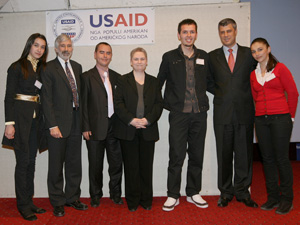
[
  {"xmin": 86, "ymin": 119, "xmax": 122, "ymax": 199},
  {"xmin": 120, "ymin": 130, "xmax": 155, "ymax": 209},
  {"xmin": 255, "ymin": 113, "xmax": 293, "ymax": 203},
  {"xmin": 214, "ymin": 113, "xmax": 253, "ymax": 200},
  {"xmin": 14, "ymin": 119, "xmax": 38, "ymax": 212},
  {"xmin": 167, "ymin": 111, "xmax": 207, "ymax": 199},
  {"xmin": 47, "ymin": 110, "xmax": 82, "ymax": 207}
]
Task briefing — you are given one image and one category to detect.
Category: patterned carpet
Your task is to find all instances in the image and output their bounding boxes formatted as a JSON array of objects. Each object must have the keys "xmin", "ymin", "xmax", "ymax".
[{"xmin": 0, "ymin": 161, "xmax": 299, "ymax": 224}]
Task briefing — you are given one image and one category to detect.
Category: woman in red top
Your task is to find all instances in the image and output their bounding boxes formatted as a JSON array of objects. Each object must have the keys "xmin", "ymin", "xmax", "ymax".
[{"xmin": 250, "ymin": 38, "xmax": 299, "ymax": 215}]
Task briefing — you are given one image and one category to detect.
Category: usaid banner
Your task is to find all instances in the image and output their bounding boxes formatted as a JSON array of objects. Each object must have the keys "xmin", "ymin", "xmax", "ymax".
[{"xmin": 46, "ymin": 8, "xmax": 155, "ymax": 46}]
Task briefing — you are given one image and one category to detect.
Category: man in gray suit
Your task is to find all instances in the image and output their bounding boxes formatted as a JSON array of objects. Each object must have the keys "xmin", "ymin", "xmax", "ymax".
[
  {"xmin": 209, "ymin": 18, "xmax": 257, "ymax": 208},
  {"xmin": 42, "ymin": 34, "xmax": 87, "ymax": 217}
]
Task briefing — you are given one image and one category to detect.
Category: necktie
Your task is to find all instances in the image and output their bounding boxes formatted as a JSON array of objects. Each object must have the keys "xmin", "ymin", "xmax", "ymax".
[
  {"xmin": 228, "ymin": 49, "xmax": 235, "ymax": 73},
  {"xmin": 103, "ymin": 72, "xmax": 114, "ymax": 118},
  {"xmin": 65, "ymin": 62, "xmax": 79, "ymax": 108}
]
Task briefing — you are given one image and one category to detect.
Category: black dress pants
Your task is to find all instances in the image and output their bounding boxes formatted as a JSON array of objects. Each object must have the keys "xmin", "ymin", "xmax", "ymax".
[
  {"xmin": 214, "ymin": 112, "xmax": 253, "ymax": 200},
  {"xmin": 120, "ymin": 130, "xmax": 155, "ymax": 209},
  {"xmin": 14, "ymin": 119, "xmax": 38, "ymax": 212},
  {"xmin": 86, "ymin": 118, "xmax": 122, "ymax": 199},
  {"xmin": 47, "ymin": 110, "xmax": 82, "ymax": 207},
  {"xmin": 167, "ymin": 111, "xmax": 207, "ymax": 199},
  {"xmin": 255, "ymin": 114, "xmax": 293, "ymax": 203}
]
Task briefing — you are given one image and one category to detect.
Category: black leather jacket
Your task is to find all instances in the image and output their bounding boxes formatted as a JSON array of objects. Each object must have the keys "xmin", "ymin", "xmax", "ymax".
[{"xmin": 157, "ymin": 45, "xmax": 214, "ymax": 112}]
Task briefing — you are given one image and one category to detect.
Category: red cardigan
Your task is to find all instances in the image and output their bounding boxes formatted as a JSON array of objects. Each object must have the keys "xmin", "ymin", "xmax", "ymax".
[{"xmin": 250, "ymin": 63, "xmax": 299, "ymax": 118}]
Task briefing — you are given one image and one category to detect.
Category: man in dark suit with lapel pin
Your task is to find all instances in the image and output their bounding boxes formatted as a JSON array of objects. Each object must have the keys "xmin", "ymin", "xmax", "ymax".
[
  {"xmin": 209, "ymin": 18, "xmax": 257, "ymax": 208},
  {"xmin": 41, "ymin": 34, "xmax": 87, "ymax": 217},
  {"xmin": 81, "ymin": 42, "xmax": 123, "ymax": 208}
]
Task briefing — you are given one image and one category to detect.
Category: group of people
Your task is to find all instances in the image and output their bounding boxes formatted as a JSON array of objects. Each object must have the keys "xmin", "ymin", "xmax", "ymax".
[
  {"xmin": 3, "ymin": 17, "xmax": 298, "ymax": 221},
  {"xmin": 159, "ymin": 18, "xmax": 298, "ymax": 217}
]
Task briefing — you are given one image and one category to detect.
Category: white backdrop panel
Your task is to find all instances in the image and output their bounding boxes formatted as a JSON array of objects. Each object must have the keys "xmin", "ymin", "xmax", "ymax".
[{"xmin": 0, "ymin": 2, "xmax": 250, "ymax": 197}]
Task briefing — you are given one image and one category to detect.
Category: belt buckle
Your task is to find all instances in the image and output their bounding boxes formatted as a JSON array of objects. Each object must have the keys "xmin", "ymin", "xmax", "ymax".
[{"xmin": 36, "ymin": 94, "xmax": 40, "ymax": 103}]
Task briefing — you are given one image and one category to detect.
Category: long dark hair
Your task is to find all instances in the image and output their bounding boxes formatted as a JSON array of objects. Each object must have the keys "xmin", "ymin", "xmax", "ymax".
[
  {"xmin": 251, "ymin": 37, "xmax": 278, "ymax": 72},
  {"xmin": 15, "ymin": 33, "xmax": 48, "ymax": 79}
]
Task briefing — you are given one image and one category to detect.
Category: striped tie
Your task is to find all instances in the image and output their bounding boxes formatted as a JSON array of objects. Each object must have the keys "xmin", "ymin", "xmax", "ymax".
[{"xmin": 65, "ymin": 62, "xmax": 79, "ymax": 108}]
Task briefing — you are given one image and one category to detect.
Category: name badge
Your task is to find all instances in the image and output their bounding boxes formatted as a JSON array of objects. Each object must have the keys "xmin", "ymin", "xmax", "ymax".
[
  {"xmin": 196, "ymin": 58, "xmax": 205, "ymax": 65},
  {"xmin": 35, "ymin": 80, "xmax": 42, "ymax": 89}
]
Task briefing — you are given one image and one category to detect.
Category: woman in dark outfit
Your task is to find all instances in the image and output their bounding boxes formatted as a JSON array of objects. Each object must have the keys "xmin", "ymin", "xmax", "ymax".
[
  {"xmin": 3, "ymin": 33, "xmax": 48, "ymax": 221},
  {"xmin": 114, "ymin": 47, "xmax": 163, "ymax": 212}
]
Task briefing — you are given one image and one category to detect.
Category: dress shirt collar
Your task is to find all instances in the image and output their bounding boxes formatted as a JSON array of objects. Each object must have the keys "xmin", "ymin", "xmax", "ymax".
[
  {"xmin": 57, "ymin": 56, "xmax": 71, "ymax": 68},
  {"xmin": 223, "ymin": 43, "xmax": 238, "ymax": 54},
  {"xmin": 178, "ymin": 44, "xmax": 197, "ymax": 59},
  {"xmin": 255, "ymin": 62, "xmax": 275, "ymax": 86},
  {"xmin": 96, "ymin": 65, "xmax": 109, "ymax": 81},
  {"xmin": 223, "ymin": 44, "xmax": 238, "ymax": 62}
]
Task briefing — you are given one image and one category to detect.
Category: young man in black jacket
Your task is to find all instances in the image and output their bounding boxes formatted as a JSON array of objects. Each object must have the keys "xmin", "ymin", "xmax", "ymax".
[{"xmin": 158, "ymin": 18, "xmax": 214, "ymax": 211}]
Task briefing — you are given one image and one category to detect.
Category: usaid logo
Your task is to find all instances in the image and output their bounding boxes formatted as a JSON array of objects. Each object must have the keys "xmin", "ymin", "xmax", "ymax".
[
  {"xmin": 53, "ymin": 13, "xmax": 84, "ymax": 43},
  {"xmin": 61, "ymin": 19, "xmax": 76, "ymax": 24},
  {"xmin": 90, "ymin": 13, "xmax": 148, "ymax": 27}
]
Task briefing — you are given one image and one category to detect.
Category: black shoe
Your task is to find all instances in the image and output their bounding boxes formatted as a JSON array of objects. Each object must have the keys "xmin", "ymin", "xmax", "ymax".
[
  {"xmin": 20, "ymin": 209, "xmax": 37, "ymax": 221},
  {"xmin": 141, "ymin": 205, "xmax": 152, "ymax": 210},
  {"xmin": 31, "ymin": 204, "xmax": 46, "ymax": 214},
  {"xmin": 260, "ymin": 200, "xmax": 280, "ymax": 211},
  {"xmin": 66, "ymin": 200, "xmax": 88, "ymax": 210},
  {"xmin": 237, "ymin": 198, "xmax": 258, "ymax": 208},
  {"xmin": 217, "ymin": 197, "xmax": 231, "ymax": 207},
  {"xmin": 275, "ymin": 201, "xmax": 293, "ymax": 215},
  {"xmin": 91, "ymin": 197, "xmax": 100, "ymax": 208},
  {"xmin": 111, "ymin": 196, "xmax": 124, "ymax": 205},
  {"xmin": 129, "ymin": 207, "xmax": 138, "ymax": 212},
  {"xmin": 53, "ymin": 206, "xmax": 65, "ymax": 217}
]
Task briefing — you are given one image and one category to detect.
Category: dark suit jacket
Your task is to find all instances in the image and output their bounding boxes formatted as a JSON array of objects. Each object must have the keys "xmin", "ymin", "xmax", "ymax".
[
  {"xmin": 41, "ymin": 57, "xmax": 82, "ymax": 137},
  {"xmin": 2, "ymin": 61, "xmax": 46, "ymax": 151},
  {"xmin": 209, "ymin": 45, "xmax": 256, "ymax": 125},
  {"xmin": 114, "ymin": 72, "xmax": 163, "ymax": 141},
  {"xmin": 81, "ymin": 67, "xmax": 121, "ymax": 141}
]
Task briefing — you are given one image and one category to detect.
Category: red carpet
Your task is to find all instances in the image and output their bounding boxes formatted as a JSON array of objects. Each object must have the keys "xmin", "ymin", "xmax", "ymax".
[{"xmin": 0, "ymin": 161, "xmax": 299, "ymax": 224}]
